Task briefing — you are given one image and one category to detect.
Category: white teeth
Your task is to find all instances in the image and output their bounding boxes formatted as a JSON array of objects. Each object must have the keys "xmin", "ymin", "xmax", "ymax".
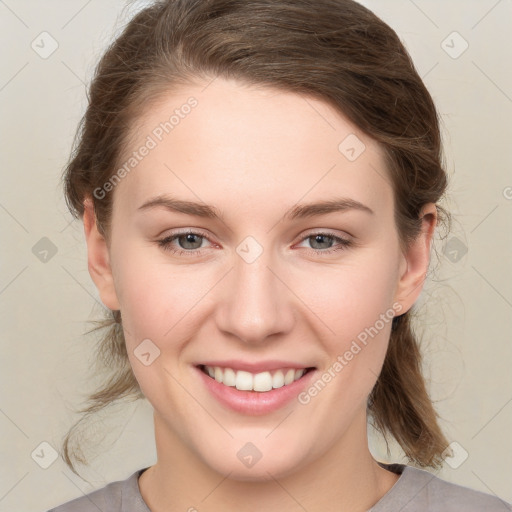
[
  {"xmin": 272, "ymin": 370, "xmax": 285, "ymax": 389},
  {"xmin": 295, "ymin": 369, "xmax": 305, "ymax": 380},
  {"xmin": 235, "ymin": 370, "xmax": 253, "ymax": 391},
  {"xmin": 223, "ymin": 367, "xmax": 236, "ymax": 387},
  {"xmin": 203, "ymin": 365, "xmax": 309, "ymax": 392},
  {"xmin": 253, "ymin": 371, "xmax": 273, "ymax": 392},
  {"xmin": 284, "ymin": 369, "xmax": 295, "ymax": 385}
]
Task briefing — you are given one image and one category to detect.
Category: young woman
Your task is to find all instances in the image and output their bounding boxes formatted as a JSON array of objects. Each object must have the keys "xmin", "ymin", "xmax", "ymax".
[{"xmin": 48, "ymin": 0, "xmax": 511, "ymax": 510}]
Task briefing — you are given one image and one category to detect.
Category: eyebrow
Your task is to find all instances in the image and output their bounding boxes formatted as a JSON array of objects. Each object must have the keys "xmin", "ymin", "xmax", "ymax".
[{"xmin": 137, "ymin": 194, "xmax": 374, "ymax": 220}]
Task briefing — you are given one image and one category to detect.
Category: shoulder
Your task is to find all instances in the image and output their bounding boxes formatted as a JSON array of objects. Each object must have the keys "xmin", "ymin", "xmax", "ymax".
[
  {"xmin": 413, "ymin": 467, "xmax": 511, "ymax": 511},
  {"xmin": 46, "ymin": 468, "xmax": 150, "ymax": 512},
  {"xmin": 372, "ymin": 463, "xmax": 511, "ymax": 512}
]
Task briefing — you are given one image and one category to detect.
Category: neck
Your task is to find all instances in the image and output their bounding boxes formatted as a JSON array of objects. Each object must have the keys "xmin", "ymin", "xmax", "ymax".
[{"xmin": 139, "ymin": 410, "xmax": 399, "ymax": 512}]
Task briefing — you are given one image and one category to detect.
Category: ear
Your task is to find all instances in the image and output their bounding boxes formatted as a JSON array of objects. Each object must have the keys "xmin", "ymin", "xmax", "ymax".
[
  {"xmin": 83, "ymin": 198, "xmax": 120, "ymax": 311},
  {"xmin": 393, "ymin": 203, "xmax": 437, "ymax": 314}
]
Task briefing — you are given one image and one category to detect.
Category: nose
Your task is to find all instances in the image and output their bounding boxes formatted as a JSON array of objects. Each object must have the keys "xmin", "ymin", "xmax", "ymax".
[{"xmin": 214, "ymin": 247, "xmax": 295, "ymax": 345}]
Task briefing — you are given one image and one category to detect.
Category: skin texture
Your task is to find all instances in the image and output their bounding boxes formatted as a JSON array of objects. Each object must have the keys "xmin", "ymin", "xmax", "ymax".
[{"xmin": 83, "ymin": 77, "xmax": 437, "ymax": 511}]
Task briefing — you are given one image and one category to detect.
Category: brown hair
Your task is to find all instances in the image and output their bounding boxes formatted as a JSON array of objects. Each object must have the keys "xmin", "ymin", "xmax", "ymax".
[{"xmin": 61, "ymin": 0, "xmax": 451, "ymax": 475}]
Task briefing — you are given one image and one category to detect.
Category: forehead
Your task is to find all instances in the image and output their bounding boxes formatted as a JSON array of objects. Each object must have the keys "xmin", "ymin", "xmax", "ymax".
[{"xmin": 112, "ymin": 77, "xmax": 393, "ymax": 220}]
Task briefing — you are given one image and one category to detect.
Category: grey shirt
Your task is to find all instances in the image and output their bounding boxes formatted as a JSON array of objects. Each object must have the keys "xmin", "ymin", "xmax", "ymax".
[{"xmin": 47, "ymin": 462, "xmax": 511, "ymax": 511}]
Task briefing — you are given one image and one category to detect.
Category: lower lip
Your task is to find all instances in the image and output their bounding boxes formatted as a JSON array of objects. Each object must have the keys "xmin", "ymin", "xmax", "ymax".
[{"xmin": 195, "ymin": 366, "xmax": 317, "ymax": 416}]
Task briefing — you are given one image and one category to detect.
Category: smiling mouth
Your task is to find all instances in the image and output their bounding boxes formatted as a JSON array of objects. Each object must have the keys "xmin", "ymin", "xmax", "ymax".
[{"xmin": 198, "ymin": 364, "xmax": 315, "ymax": 393}]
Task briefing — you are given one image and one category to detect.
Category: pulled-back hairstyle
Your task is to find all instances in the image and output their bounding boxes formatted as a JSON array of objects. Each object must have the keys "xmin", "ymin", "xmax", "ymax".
[{"xmin": 62, "ymin": 0, "xmax": 451, "ymax": 475}]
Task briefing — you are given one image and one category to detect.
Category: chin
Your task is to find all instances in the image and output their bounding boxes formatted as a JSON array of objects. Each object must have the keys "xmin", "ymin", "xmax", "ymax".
[{"xmin": 197, "ymin": 438, "xmax": 310, "ymax": 482}]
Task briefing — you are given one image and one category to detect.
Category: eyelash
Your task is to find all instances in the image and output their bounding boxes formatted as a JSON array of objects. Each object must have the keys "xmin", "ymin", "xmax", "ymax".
[{"xmin": 156, "ymin": 229, "xmax": 352, "ymax": 257}]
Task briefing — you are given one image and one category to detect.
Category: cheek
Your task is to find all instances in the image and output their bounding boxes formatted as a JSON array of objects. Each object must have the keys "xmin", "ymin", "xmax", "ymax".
[
  {"xmin": 116, "ymin": 266, "xmax": 196, "ymax": 342},
  {"xmin": 112, "ymin": 230, "xmax": 401, "ymax": 352},
  {"xmin": 295, "ymin": 250, "xmax": 401, "ymax": 402},
  {"xmin": 113, "ymin": 249, "xmax": 203, "ymax": 406},
  {"xmin": 109, "ymin": 244, "xmax": 171, "ymax": 337},
  {"xmin": 295, "ymin": 251, "xmax": 400, "ymax": 343},
  {"xmin": 294, "ymin": 259, "xmax": 400, "ymax": 423},
  {"xmin": 110, "ymin": 241, "xmax": 222, "ymax": 365}
]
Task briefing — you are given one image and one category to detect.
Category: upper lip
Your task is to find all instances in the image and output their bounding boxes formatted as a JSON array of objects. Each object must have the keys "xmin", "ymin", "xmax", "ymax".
[{"xmin": 197, "ymin": 360, "xmax": 315, "ymax": 373}]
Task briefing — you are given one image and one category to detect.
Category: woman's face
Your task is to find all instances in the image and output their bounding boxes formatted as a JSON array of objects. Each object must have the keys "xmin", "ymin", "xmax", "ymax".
[{"xmin": 86, "ymin": 77, "xmax": 431, "ymax": 480}]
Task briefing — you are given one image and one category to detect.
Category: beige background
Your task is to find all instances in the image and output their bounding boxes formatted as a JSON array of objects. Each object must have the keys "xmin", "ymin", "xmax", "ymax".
[{"xmin": 0, "ymin": 0, "xmax": 511, "ymax": 510}]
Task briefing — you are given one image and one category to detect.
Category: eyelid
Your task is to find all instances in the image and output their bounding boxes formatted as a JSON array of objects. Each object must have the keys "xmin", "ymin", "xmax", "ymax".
[
  {"xmin": 157, "ymin": 228, "xmax": 354, "ymax": 257},
  {"xmin": 293, "ymin": 228, "xmax": 353, "ymax": 245},
  {"xmin": 160, "ymin": 228, "xmax": 214, "ymax": 243},
  {"xmin": 157, "ymin": 228, "xmax": 352, "ymax": 246},
  {"xmin": 156, "ymin": 227, "xmax": 213, "ymax": 245}
]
